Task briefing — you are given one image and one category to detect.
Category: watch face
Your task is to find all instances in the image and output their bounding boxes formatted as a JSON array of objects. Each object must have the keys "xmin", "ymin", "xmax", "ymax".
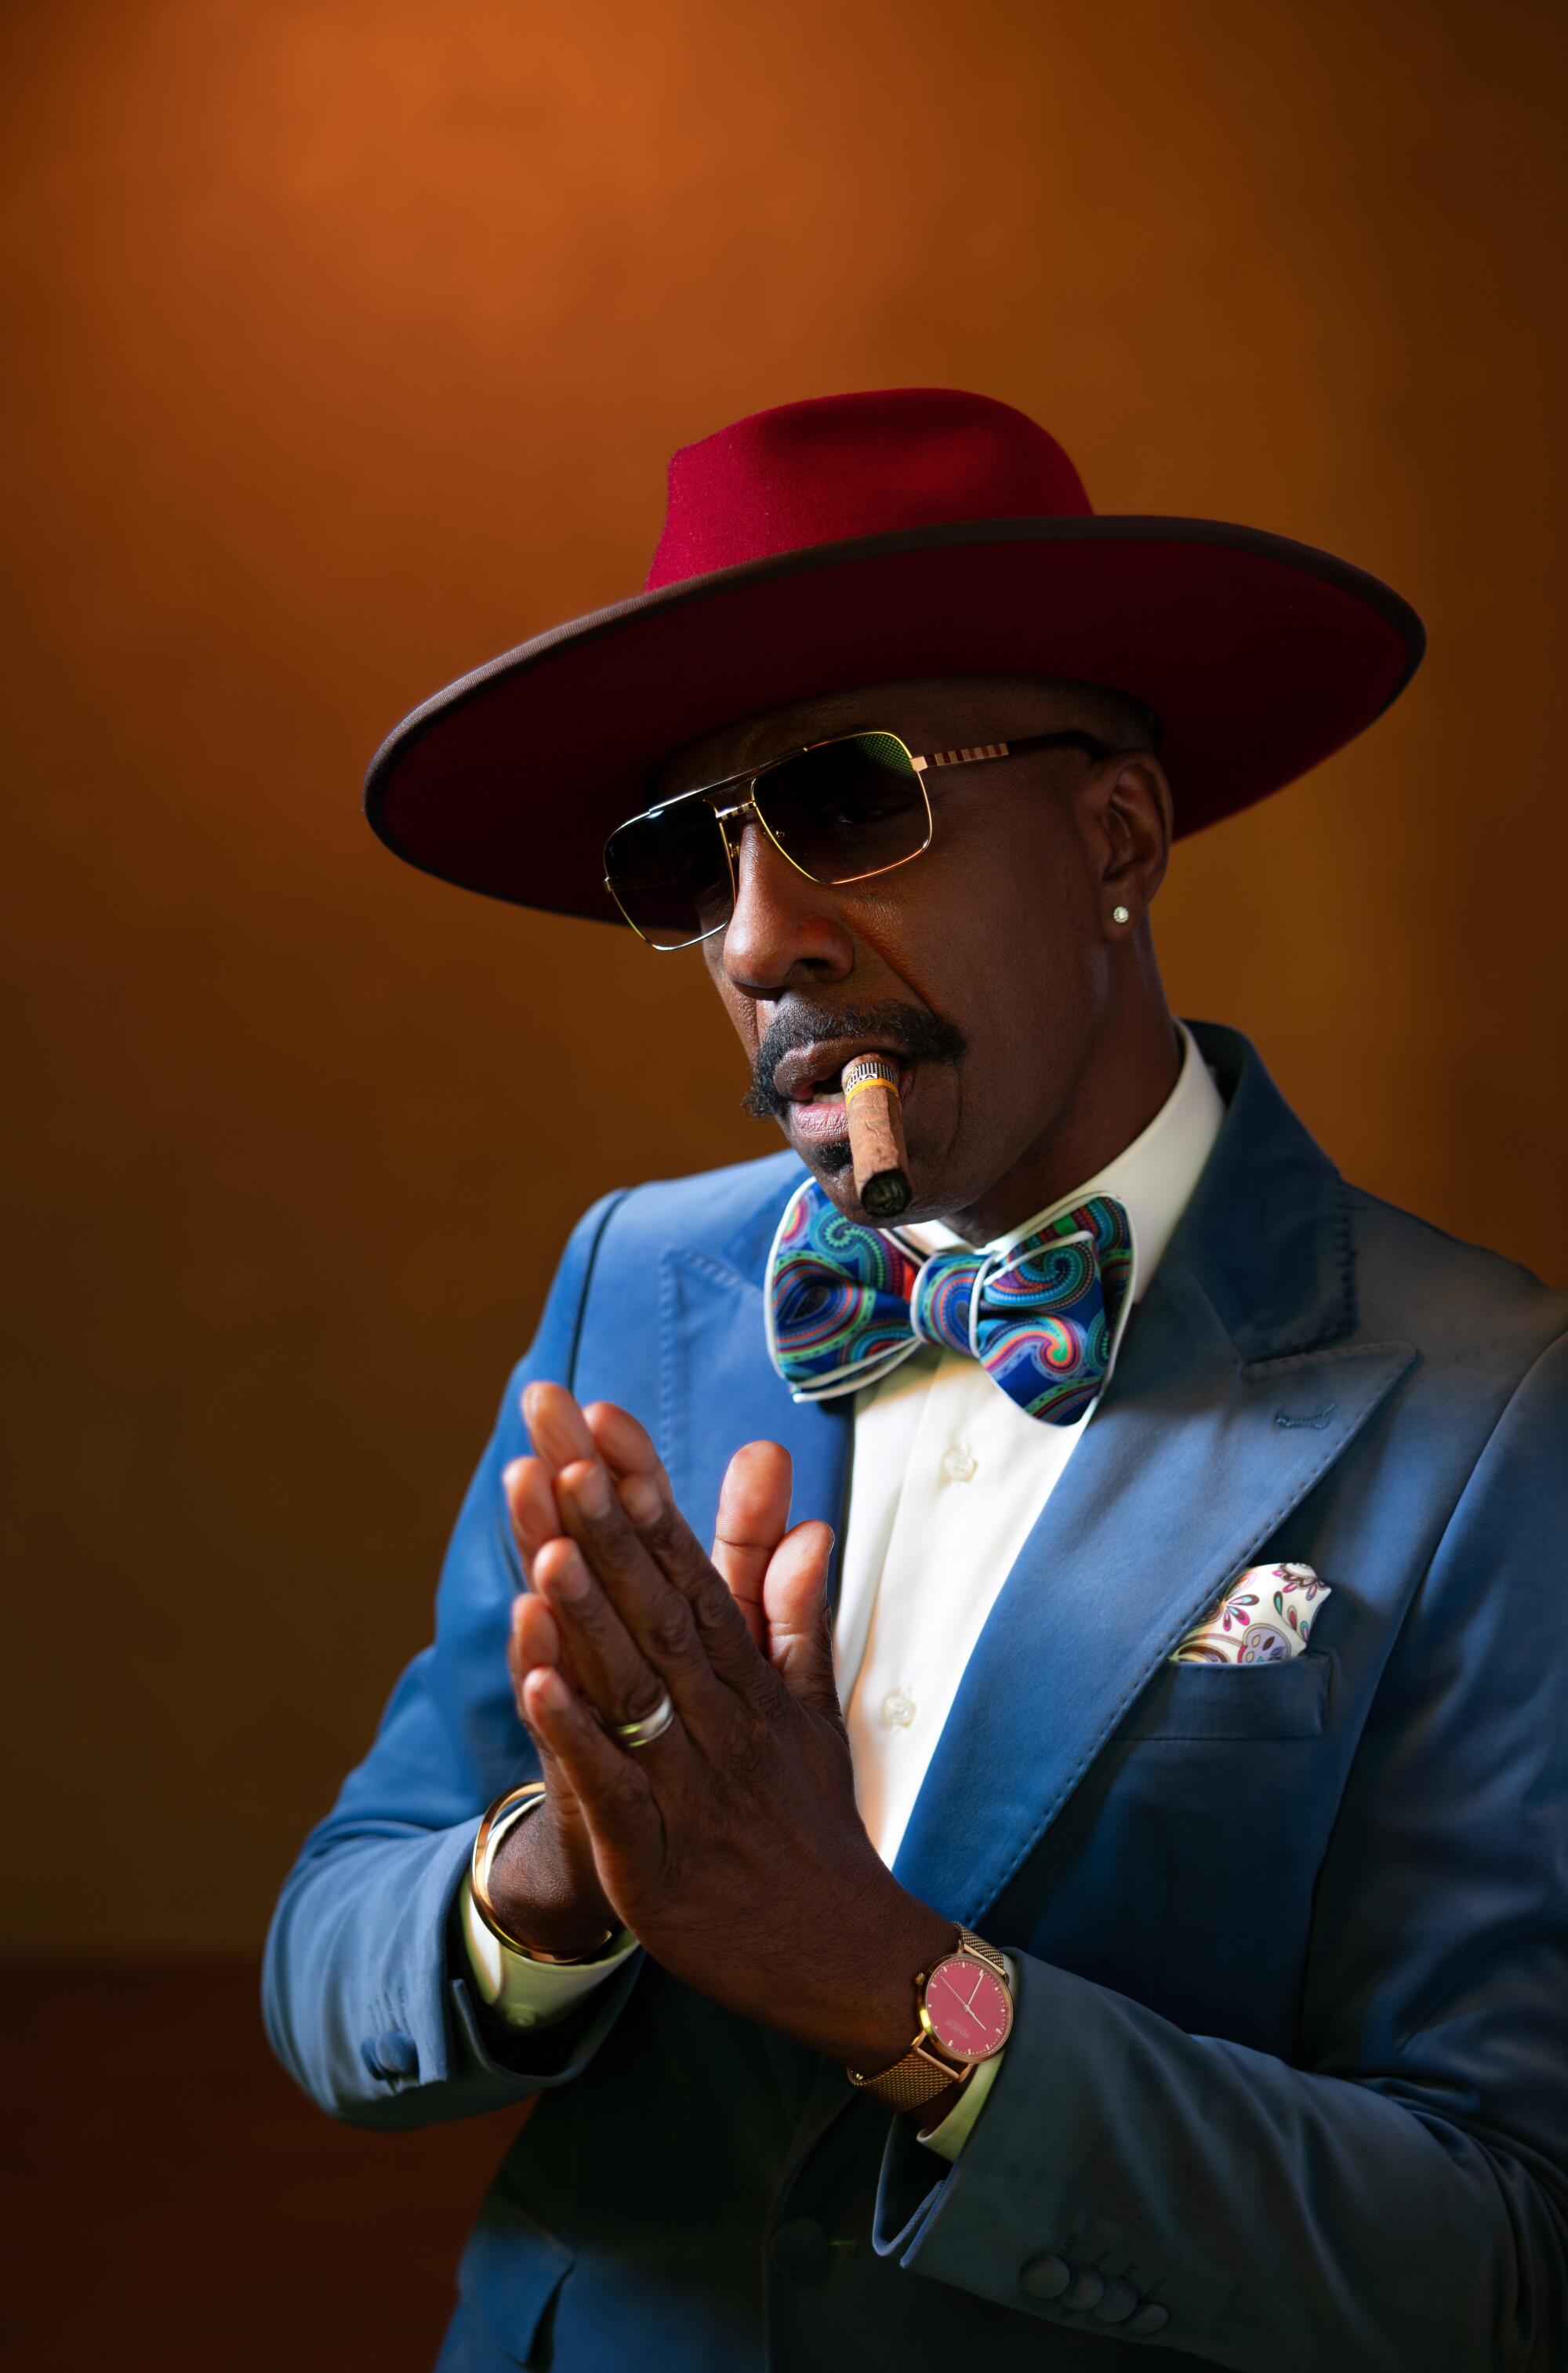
[{"xmin": 924, "ymin": 1953, "xmax": 1013, "ymax": 2063}]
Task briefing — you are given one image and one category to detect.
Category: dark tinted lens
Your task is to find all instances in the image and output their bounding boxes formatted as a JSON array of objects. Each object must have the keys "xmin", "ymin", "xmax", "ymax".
[
  {"xmin": 604, "ymin": 797, "xmax": 732, "ymax": 948},
  {"xmin": 757, "ymin": 733, "xmax": 929, "ymax": 882}
]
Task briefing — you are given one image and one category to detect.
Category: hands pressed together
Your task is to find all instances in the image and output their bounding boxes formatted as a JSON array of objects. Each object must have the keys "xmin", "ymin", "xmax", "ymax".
[{"xmin": 488, "ymin": 1383, "xmax": 954, "ymax": 2078}]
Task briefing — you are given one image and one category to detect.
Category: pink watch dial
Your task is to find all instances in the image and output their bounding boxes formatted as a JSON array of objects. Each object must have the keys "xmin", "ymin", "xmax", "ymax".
[{"xmin": 923, "ymin": 1953, "xmax": 1013, "ymax": 2062}]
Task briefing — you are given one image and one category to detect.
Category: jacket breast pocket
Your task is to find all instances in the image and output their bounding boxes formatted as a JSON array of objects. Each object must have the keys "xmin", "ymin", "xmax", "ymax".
[
  {"xmin": 456, "ymin": 2188, "xmax": 575, "ymax": 2368},
  {"xmin": 1120, "ymin": 1646, "xmax": 1331, "ymax": 1741},
  {"xmin": 1109, "ymin": 1649, "xmax": 1337, "ymax": 2044},
  {"xmin": 1007, "ymin": 1652, "xmax": 1339, "ymax": 2046}
]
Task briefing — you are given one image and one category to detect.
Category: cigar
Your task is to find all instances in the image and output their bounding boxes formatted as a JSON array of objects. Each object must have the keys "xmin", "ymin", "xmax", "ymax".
[{"xmin": 841, "ymin": 1055, "xmax": 911, "ymax": 1219}]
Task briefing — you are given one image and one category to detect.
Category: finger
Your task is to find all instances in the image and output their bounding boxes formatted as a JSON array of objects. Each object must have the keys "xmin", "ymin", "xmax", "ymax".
[
  {"xmin": 506, "ymin": 1590, "xmax": 580, "ymax": 1801},
  {"xmin": 502, "ymin": 1455, "xmax": 565, "ymax": 1585},
  {"xmin": 709, "ymin": 1441, "xmax": 794, "ymax": 1652},
  {"xmin": 580, "ymin": 1408, "xmax": 775, "ymax": 1680},
  {"xmin": 521, "ymin": 1381, "xmax": 597, "ymax": 1474},
  {"xmin": 583, "ymin": 1401, "xmax": 672, "ymax": 1506},
  {"xmin": 583, "ymin": 1402, "xmax": 716, "ymax": 1617},
  {"xmin": 532, "ymin": 1534, "xmax": 690, "ymax": 1752},
  {"xmin": 575, "ymin": 1420, "xmax": 779, "ymax": 1697},
  {"xmin": 556, "ymin": 1455, "xmax": 765, "ymax": 1723},
  {"xmin": 760, "ymin": 1520, "xmax": 843, "ymax": 1725},
  {"xmin": 522, "ymin": 1666, "xmax": 664, "ymax": 1880},
  {"xmin": 528, "ymin": 1390, "xmax": 735, "ymax": 1678},
  {"xmin": 510, "ymin": 1587, "xmax": 561, "ymax": 1677},
  {"xmin": 500, "ymin": 1469, "xmax": 589, "ymax": 1695},
  {"xmin": 588, "ymin": 1414, "xmax": 759, "ymax": 1680},
  {"xmin": 621, "ymin": 1472, "xmax": 783, "ymax": 1704}
]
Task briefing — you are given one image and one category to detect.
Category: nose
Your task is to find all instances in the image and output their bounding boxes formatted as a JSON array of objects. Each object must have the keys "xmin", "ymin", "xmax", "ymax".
[{"xmin": 715, "ymin": 814, "xmax": 856, "ymax": 998}]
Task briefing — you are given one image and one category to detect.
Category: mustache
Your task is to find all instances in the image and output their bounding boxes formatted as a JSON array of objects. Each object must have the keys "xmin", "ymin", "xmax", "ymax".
[{"xmin": 742, "ymin": 1000, "xmax": 967, "ymax": 1121}]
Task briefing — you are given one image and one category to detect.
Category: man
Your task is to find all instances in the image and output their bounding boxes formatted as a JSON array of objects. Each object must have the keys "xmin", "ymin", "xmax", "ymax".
[{"xmin": 265, "ymin": 389, "xmax": 1568, "ymax": 2371}]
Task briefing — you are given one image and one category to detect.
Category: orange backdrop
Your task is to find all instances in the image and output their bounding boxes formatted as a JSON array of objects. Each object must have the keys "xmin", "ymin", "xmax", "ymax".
[{"xmin": 6, "ymin": 0, "xmax": 1565, "ymax": 1951}]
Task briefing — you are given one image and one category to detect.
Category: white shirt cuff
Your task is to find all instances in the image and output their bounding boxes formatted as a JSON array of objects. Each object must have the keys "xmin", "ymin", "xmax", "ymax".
[
  {"xmin": 917, "ymin": 2040, "xmax": 1004, "ymax": 2159},
  {"xmin": 460, "ymin": 1872, "xmax": 638, "ymax": 2029}
]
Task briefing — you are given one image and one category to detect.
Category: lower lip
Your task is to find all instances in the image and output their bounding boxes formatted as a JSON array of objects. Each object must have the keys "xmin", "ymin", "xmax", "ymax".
[{"xmin": 787, "ymin": 1066, "xmax": 915, "ymax": 1144}]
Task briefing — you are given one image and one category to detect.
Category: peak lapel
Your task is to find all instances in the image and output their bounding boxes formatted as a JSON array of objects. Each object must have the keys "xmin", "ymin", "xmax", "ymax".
[
  {"xmin": 891, "ymin": 1264, "xmax": 1413, "ymax": 1919},
  {"xmin": 892, "ymin": 1024, "xmax": 1416, "ymax": 1924}
]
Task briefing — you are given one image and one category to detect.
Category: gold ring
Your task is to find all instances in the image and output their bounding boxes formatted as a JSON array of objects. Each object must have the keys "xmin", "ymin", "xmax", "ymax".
[{"xmin": 614, "ymin": 1690, "xmax": 676, "ymax": 1750}]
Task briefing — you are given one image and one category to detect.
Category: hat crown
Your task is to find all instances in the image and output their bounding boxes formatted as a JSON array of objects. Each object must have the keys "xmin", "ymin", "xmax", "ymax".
[{"xmin": 644, "ymin": 387, "xmax": 1094, "ymax": 591}]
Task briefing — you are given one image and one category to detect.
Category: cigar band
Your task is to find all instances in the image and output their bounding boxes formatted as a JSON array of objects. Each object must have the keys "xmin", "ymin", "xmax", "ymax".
[{"xmin": 842, "ymin": 1059, "xmax": 901, "ymax": 1099}]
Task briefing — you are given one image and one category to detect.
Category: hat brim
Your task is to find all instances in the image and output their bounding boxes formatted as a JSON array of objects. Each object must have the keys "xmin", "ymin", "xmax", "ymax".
[{"xmin": 363, "ymin": 514, "xmax": 1424, "ymax": 921}]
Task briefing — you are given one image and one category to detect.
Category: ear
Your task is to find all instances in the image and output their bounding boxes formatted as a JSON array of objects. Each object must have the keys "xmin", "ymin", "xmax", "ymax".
[{"xmin": 1091, "ymin": 751, "xmax": 1173, "ymax": 934}]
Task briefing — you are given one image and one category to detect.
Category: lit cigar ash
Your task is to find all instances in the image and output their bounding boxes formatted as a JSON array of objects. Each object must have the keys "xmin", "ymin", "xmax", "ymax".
[{"xmin": 841, "ymin": 1055, "xmax": 911, "ymax": 1219}]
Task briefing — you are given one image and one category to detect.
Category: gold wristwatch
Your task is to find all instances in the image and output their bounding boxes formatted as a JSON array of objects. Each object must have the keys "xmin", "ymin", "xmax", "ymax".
[{"xmin": 848, "ymin": 1927, "xmax": 1014, "ymax": 2113}]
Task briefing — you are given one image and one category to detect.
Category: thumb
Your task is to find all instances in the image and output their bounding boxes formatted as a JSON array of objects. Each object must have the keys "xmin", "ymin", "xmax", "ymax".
[
  {"xmin": 710, "ymin": 1440, "xmax": 793, "ymax": 1654},
  {"xmin": 761, "ymin": 1520, "xmax": 841, "ymax": 1724}
]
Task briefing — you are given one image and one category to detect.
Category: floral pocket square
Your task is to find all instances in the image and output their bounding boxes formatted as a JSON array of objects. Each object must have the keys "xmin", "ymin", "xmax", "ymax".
[{"xmin": 1171, "ymin": 1563, "xmax": 1329, "ymax": 1665}]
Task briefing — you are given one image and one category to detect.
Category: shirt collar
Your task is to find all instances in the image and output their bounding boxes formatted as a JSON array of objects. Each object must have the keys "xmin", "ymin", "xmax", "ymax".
[{"xmin": 898, "ymin": 1021, "xmax": 1225, "ymax": 1305}]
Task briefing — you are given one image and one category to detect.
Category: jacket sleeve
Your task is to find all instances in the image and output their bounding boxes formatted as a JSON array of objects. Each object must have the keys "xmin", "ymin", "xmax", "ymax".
[
  {"xmin": 872, "ymin": 1328, "xmax": 1568, "ymax": 2370},
  {"xmin": 262, "ymin": 1189, "xmax": 644, "ymax": 2131}
]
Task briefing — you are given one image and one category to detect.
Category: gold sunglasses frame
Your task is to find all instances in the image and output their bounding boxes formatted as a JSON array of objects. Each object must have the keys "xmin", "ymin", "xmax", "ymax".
[{"xmin": 604, "ymin": 727, "xmax": 1112, "ymax": 951}]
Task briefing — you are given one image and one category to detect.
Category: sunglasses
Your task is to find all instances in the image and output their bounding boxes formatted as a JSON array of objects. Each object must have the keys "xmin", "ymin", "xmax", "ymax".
[{"xmin": 603, "ymin": 727, "xmax": 1112, "ymax": 950}]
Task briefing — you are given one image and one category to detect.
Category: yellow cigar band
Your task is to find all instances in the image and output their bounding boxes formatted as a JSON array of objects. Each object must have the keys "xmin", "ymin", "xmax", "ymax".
[{"xmin": 843, "ymin": 1069, "xmax": 901, "ymax": 1102}]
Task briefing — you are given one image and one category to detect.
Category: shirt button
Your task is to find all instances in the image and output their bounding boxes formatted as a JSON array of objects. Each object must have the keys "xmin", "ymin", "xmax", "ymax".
[
  {"xmin": 881, "ymin": 1690, "xmax": 916, "ymax": 1728},
  {"xmin": 941, "ymin": 1444, "xmax": 978, "ymax": 1482}
]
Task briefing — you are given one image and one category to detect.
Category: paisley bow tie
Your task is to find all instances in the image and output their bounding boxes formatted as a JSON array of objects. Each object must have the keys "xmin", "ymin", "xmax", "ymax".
[{"xmin": 765, "ymin": 1177, "xmax": 1134, "ymax": 1424}]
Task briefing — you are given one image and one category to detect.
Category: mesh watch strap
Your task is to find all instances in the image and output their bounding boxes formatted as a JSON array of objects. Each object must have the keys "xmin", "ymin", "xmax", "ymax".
[
  {"xmin": 956, "ymin": 1926, "xmax": 1009, "ymax": 1979},
  {"xmin": 851, "ymin": 2037, "xmax": 969, "ymax": 2113}
]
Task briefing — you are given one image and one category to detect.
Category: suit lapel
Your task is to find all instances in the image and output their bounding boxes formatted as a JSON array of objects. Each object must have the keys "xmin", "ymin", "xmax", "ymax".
[
  {"xmin": 891, "ymin": 1021, "xmax": 1416, "ymax": 1923},
  {"xmin": 891, "ymin": 1256, "xmax": 1414, "ymax": 1920}
]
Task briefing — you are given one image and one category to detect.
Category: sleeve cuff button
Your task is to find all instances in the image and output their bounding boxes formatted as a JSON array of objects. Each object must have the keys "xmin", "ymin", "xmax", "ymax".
[
  {"xmin": 1093, "ymin": 2277, "xmax": 1139, "ymax": 2322},
  {"xmin": 1019, "ymin": 2253, "xmax": 1071, "ymax": 2299},
  {"xmin": 362, "ymin": 2028, "xmax": 419, "ymax": 2082}
]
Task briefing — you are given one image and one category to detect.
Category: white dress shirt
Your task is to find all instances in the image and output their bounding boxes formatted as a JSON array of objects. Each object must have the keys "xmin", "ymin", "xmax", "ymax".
[
  {"xmin": 836, "ymin": 1022, "xmax": 1224, "ymax": 1868},
  {"xmin": 467, "ymin": 1023, "xmax": 1224, "ymax": 2146}
]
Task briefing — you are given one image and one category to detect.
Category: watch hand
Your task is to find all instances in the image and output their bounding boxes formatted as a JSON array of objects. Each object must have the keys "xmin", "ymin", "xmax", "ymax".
[{"xmin": 932, "ymin": 1973, "xmax": 971, "ymax": 2030}]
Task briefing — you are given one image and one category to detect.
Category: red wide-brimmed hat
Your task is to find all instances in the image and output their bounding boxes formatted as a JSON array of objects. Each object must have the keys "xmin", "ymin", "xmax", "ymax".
[{"xmin": 365, "ymin": 387, "xmax": 1423, "ymax": 919}]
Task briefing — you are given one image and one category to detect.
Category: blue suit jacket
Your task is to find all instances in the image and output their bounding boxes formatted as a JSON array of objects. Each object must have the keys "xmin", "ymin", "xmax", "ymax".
[{"xmin": 265, "ymin": 1023, "xmax": 1568, "ymax": 2371}]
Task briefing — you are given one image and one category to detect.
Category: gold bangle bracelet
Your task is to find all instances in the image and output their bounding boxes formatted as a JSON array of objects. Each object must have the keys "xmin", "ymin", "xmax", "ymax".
[{"xmin": 470, "ymin": 1781, "xmax": 616, "ymax": 1964}]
